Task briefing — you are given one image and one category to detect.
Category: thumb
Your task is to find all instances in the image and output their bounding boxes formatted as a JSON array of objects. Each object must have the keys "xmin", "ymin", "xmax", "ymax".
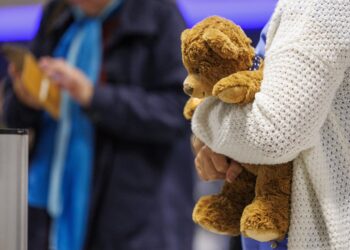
[
  {"xmin": 8, "ymin": 63, "xmax": 21, "ymax": 80},
  {"xmin": 226, "ymin": 160, "xmax": 243, "ymax": 183}
]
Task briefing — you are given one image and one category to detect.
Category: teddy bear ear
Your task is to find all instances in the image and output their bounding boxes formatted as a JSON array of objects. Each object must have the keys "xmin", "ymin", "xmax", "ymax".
[
  {"xmin": 203, "ymin": 28, "xmax": 240, "ymax": 60},
  {"xmin": 181, "ymin": 29, "xmax": 191, "ymax": 42}
]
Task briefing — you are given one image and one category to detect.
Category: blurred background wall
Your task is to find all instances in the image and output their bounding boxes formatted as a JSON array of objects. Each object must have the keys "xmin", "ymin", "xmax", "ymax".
[
  {"xmin": 0, "ymin": 0, "xmax": 276, "ymax": 79},
  {"xmin": 0, "ymin": 0, "xmax": 43, "ymax": 78},
  {"xmin": 0, "ymin": 0, "xmax": 44, "ymax": 5}
]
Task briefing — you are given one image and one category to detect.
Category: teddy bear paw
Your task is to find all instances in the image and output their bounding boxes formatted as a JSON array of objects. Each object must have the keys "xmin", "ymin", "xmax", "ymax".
[
  {"xmin": 213, "ymin": 84, "xmax": 248, "ymax": 104},
  {"xmin": 193, "ymin": 195, "xmax": 242, "ymax": 236},
  {"xmin": 183, "ymin": 98, "xmax": 203, "ymax": 120}
]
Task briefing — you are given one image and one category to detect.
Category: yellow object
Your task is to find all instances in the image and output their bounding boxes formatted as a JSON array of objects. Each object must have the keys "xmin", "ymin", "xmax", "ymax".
[
  {"xmin": 21, "ymin": 53, "xmax": 60, "ymax": 119},
  {"xmin": 181, "ymin": 16, "xmax": 292, "ymax": 242},
  {"xmin": 1, "ymin": 45, "xmax": 60, "ymax": 119}
]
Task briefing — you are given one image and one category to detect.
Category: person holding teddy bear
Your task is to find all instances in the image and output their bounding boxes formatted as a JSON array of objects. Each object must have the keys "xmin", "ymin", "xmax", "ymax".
[{"xmin": 191, "ymin": 0, "xmax": 350, "ymax": 249}]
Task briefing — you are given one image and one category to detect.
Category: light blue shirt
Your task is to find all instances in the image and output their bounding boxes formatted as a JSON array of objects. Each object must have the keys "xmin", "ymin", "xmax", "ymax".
[{"xmin": 255, "ymin": 22, "xmax": 269, "ymax": 58}]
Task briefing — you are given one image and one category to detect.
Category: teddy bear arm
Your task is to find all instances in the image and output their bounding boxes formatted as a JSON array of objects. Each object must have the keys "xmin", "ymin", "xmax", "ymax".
[
  {"xmin": 212, "ymin": 69, "xmax": 263, "ymax": 104},
  {"xmin": 183, "ymin": 97, "xmax": 204, "ymax": 120}
]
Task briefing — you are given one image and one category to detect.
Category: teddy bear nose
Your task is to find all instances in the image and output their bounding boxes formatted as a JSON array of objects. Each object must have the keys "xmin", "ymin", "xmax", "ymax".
[{"xmin": 184, "ymin": 85, "xmax": 194, "ymax": 96}]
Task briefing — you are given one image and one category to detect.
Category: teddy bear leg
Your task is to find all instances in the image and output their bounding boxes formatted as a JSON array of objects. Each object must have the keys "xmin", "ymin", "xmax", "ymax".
[
  {"xmin": 193, "ymin": 168, "xmax": 256, "ymax": 236},
  {"xmin": 240, "ymin": 163, "xmax": 293, "ymax": 242}
]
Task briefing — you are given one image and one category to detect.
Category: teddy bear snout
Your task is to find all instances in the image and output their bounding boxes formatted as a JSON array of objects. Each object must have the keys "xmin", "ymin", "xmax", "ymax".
[{"xmin": 184, "ymin": 84, "xmax": 194, "ymax": 96}]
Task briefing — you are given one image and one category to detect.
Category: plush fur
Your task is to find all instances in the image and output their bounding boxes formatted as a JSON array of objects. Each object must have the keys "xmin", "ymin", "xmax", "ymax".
[{"xmin": 181, "ymin": 16, "xmax": 293, "ymax": 242}]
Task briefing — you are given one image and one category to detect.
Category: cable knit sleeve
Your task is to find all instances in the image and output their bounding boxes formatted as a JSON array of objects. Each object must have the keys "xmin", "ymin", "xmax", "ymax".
[{"xmin": 191, "ymin": 0, "xmax": 350, "ymax": 165}]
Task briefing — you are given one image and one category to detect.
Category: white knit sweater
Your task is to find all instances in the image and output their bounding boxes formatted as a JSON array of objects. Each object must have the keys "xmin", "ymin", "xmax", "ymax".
[{"xmin": 191, "ymin": 0, "xmax": 350, "ymax": 249}]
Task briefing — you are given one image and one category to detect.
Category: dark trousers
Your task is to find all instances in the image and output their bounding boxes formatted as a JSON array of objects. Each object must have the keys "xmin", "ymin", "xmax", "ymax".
[{"xmin": 28, "ymin": 206, "xmax": 51, "ymax": 250}]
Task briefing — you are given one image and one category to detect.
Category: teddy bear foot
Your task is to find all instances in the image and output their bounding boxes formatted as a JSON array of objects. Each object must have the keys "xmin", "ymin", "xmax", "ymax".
[
  {"xmin": 240, "ymin": 198, "xmax": 288, "ymax": 242},
  {"xmin": 244, "ymin": 229, "xmax": 281, "ymax": 242},
  {"xmin": 193, "ymin": 194, "xmax": 242, "ymax": 236}
]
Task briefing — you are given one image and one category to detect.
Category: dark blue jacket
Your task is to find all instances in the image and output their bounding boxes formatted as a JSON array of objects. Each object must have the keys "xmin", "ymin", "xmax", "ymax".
[{"xmin": 3, "ymin": 0, "xmax": 195, "ymax": 249}]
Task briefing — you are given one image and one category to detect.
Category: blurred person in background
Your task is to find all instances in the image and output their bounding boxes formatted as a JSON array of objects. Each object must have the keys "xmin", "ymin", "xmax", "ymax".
[{"xmin": 3, "ymin": 0, "xmax": 194, "ymax": 250}]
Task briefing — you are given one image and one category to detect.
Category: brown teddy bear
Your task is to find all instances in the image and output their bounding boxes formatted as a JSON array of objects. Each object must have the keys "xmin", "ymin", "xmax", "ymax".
[{"xmin": 182, "ymin": 16, "xmax": 293, "ymax": 242}]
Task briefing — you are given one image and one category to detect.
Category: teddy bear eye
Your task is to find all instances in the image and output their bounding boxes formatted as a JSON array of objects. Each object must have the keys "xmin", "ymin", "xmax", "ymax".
[{"xmin": 193, "ymin": 68, "xmax": 200, "ymax": 74}]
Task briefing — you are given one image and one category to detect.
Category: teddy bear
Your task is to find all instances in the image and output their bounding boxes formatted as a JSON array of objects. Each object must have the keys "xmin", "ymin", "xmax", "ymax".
[{"xmin": 181, "ymin": 16, "xmax": 293, "ymax": 242}]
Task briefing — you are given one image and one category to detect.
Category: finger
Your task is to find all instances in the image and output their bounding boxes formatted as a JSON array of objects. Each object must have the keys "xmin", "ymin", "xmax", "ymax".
[
  {"xmin": 197, "ymin": 147, "xmax": 226, "ymax": 181},
  {"xmin": 195, "ymin": 148, "xmax": 217, "ymax": 181},
  {"xmin": 200, "ymin": 146, "xmax": 229, "ymax": 174},
  {"xmin": 226, "ymin": 161, "xmax": 243, "ymax": 183},
  {"xmin": 194, "ymin": 153, "xmax": 208, "ymax": 181},
  {"xmin": 40, "ymin": 58, "xmax": 70, "ymax": 82},
  {"xmin": 39, "ymin": 56, "xmax": 61, "ymax": 70},
  {"xmin": 191, "ymin": 135, "xmax": 204, "ymax": 155},
  {"xmin": 42, "ymin": 63, "xmax": 65, "ymax": 80},
  {"xmin": 45, "ymin": 58, "xmax": 67, "ymax": 71},
  {"xmin": 209, "ymin": 152, "xmax": 230, "ymax": 174},
  {"xmin": 8, "ymin": 63, "xmax": 15, "ymax": 76},
  {"xmin": 206, "ymin": 156, "xmax": 226, "ymax": 180},
  {"xmin": 8, "ymin": 63, "xmax": 21, "ymax": 80}
]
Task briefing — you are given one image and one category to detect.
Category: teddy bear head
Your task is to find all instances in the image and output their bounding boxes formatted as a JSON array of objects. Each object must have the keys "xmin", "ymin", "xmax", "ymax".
[{"xmin": 181, "ymin": 16, "xmax": 255, "ymax": 98}]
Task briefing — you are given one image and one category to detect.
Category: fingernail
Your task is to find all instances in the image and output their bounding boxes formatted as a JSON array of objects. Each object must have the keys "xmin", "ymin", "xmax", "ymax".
[
  {"xmin": 226, "ymin": 174, "xmax": 234, "ymax": 183},
  {"xmin": 226, "ymin": 170, "xmax": 238, "ymax": 183}
]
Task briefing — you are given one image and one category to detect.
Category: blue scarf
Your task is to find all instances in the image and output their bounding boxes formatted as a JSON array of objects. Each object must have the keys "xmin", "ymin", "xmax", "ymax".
[{"xmin": 28, "ymin": 1, "xmax": 123, "ymax": 249}]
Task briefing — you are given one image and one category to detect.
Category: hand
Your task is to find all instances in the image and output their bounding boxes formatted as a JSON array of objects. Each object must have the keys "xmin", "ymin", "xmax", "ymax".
[
  {"xmin": 8, "ymin": 63, "xmax": 42, "ymax": 109},
  {"xmin": 39, "ymin": 57, "xmax": 94, "ymax": 107},
  {"xmin": 191, "ymin": 135, "xmax": 243, "ymax": 183}
]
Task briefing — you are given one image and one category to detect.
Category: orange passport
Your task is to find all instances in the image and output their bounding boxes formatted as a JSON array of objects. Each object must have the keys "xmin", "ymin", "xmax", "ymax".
[{"xmin": 2, "ymin": 45, "xmax": 61, "ymax": 119}]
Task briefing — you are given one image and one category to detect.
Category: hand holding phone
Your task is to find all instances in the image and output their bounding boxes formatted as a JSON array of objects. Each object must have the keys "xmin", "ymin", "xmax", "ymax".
[{"xmin": 1, "ymin": 45, "xmax": 61, "ymax": 119}]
